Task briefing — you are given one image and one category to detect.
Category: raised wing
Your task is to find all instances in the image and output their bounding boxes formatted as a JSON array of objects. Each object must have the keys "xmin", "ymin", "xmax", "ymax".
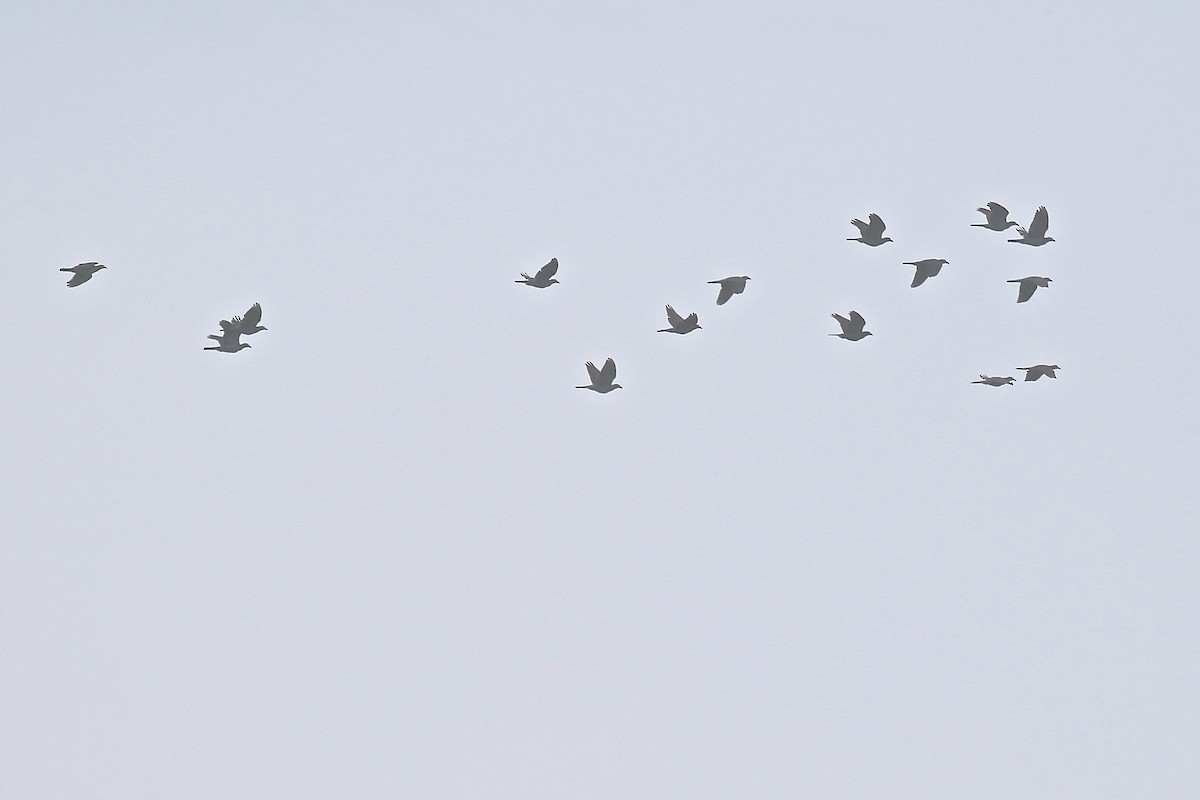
[
  {"xmin": 219, "ymin": 318, "xmax": 238, "ymax": 333},
  {"xmin": 1029, "ymin": 206, "xmax": 1049, "ymax": 238},
  {"xmin": 866, "ymin": 213, "xmax": 886, "ymax": 236},
  {"xmin": 535, "ymin": 258, "xmax": 559, "ymax": 282},
  {"xmin": 585, "ymin": 361, "xmax": 602, "ymax": 385},
  {"xmin": 832, "ymin": 313, "xmax": 852, "ymax": 334},
  {"xmin": 850, "ymin": 218, "xmax": 869, "ymax": 236},
  {"xmin": 849, "ymin": 310, "xmax": 866, "ymax": 331},
  {"xmin": 683, "ymin": 312, "xmax": 698, "ymax": 327},
  {"xmin": 599, "ymin": 358, "xmax": 617, "ymax": 385},
  {"xmin": 241, "ymin": 303, "xmax": 263, "ymax": 327},
  {"xmin": 665, "ymin": 305, "xmax": 684, "ymax": 327}
]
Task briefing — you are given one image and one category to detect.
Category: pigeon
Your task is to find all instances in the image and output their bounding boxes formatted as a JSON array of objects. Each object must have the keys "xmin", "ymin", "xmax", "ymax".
[
  {"xmin": 515, "ymin": 258, "xmax": 560, "ymax": 288},
  {"xmin": 972, "ymin": 202, "xmax": 1018, "ymax": 231},
  {"xmin": 1008, "ymin": 206, "xmax": 1055, "ymax": 246},
  {"xmin": 60, "ymin": 262, "xmax": 106, "ymax": 287},
  {"xmin": 576, "ymin": 358, "xmax": 622, "ymax": 393},
  {"xmin": 972, "ymin": 375, "xmax": 1015, "ymax": 386},
  {"xmin": 830, "ymin": 311, "xmax": 872, "ymax": 341},
  {"xmin": 1019, "ymin": 364, "xmax": 1060, "ymax": 381},
  {"xmin": 708, "ymin": 276, "xmax": 750, "ymax": 305},
  {"xmin": 658, "ymin": 305, "xmax": 701, "ymax": 334},
  {"xmin": 904, "ymin": 259, "xmax": 948, "ymax": 288},
  {"xmin": 847, "ymin": 214, "xmax": 893, "ymax": 246},
  {"xmin": 1008, "ymin": 276, "xmax": 1052, "ymax": 303},
  {"xmin": 220, "ymin": 303, "xmax": 267, "ymax": 335},
  {"xmin": 204, "ymin": 329, "xmax": 250, "ymax": 353}
]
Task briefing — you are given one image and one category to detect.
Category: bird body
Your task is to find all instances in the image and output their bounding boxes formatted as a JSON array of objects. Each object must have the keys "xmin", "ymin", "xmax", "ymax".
[
  {"xmin": 848, "ymin": 213, "xmax": 893, "ymax": 246},
  {"xmin": 220, "ymin": 303, "xmax": 267, "ymax": 335},
  {"xmin": 1009, "ymin": 206, "xmax": 1055, "ymax": 246},
  {"xmin": 515, "ymin": 258, "xmax": 560, "ymax": 288},
  {"xmin": 577, "ymin": 358, "xmax": 622, "ymax": 393},
  {"xmin": 972, "ymin": 375, "xmax": 1015, "ymax": 386},
  {"xmin": 904, "ymin": 258, "xmax": 948, "ymax": 288},
  {"xmin": 1008, "ymin": 276, "xmax": 1052, "ymax": 303},
  {"xmin": 708, "ymin": 276, "xmax": 750, "ymax": 305},
  {"xmin": 658, "ymin": 305, "xmax": 700, "ymax": 334},
  {"xmin": 830, "ymin": 311, "xmax": 872, "ymax": 340},
  {"xmin": 1019, "ymin": 364, "xmax": 1060, "ymax": 381},
  {"xmin": 972, "ymin": 202, "xmax": 1018, "ymax": 231},
  {"xmin": 204, "ymin": 329, "xmax": 250, "ymax": 353},
  {"xmin": 60, "ymin": 262, "xmax": 106, "ymax": 287}
]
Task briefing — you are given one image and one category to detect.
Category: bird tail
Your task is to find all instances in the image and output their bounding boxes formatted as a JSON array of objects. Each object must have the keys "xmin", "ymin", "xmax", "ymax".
[{"xmin": 59, "ymin": 267, "xmax": 72, "ymax": 272}]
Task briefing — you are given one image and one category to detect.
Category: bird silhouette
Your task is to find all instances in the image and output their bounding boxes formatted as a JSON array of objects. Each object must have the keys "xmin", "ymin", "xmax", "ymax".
[
  {"xmin": 220, "ymin": 303, "xmax": 267, "ymax": 335},
  {"xmin": 204, "ymin": 329, "xmax": 250, "ymax": 353},
  {"xmin": 576, "ymin": 358, "xmax": 622, "ymax": 393},
  {"xmin": 972, "ymin": 202, "xmax": 1019, "ymax": 231},
  {"xmin": 1008, "ymin": 276, "xmax": 1052, "ymax": 303},
  {"xmin": 1009, "ymin": 206, "xmax": 1055, "ymax": 246},
  {"xmin": 658, "ymin": 305, "xmax": 701, "ymax": 334},
  {"xmin": 972, "ymin": 375, "xmax": 1015, "ymax": 386},
  {"xmin": 60, "ymin": 262, "xmax": 106, "ymax": 287},
  {"xmin": 1019, "ymin": 365, "xmax": 1060, "ymax": 381},
  {"xmin": 515, "ymin": 258, "xmax": 560, "ymax": 288},
  {"xmin": 708, "ymin": 276, "xmax": 750, "ymax": 305},
  {"xmin": 830, "ymin": 311, "xmax": 872, "ymax": 341},
  {"xmin": 847, "ymin": 214, "xmax": 893, "ymax": 246},
  {"xmin": 904, "ymin": 259, "xmax": 948, "ymax": 288}
]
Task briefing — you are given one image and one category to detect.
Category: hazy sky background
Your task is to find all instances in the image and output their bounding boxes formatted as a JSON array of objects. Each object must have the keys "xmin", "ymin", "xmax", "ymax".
[{"xmin": 3, "ymin": 2, "xmax": 1198, "ymax": 797}]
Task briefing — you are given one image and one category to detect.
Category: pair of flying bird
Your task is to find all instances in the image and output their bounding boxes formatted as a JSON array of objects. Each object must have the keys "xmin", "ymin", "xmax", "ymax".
[
  {"xmin": 973, "ymin": 366, "xmax": 1061, "ymax": 386},
  {"xmin": 204, "ymin": 304, "xmax": 267, "ymax": 352}
]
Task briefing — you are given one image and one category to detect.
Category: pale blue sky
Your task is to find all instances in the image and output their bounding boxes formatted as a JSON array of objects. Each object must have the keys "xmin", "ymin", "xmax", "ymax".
[{"xmin": 2, "ymin": 2, "xmax": 1197, "ymax": 797}]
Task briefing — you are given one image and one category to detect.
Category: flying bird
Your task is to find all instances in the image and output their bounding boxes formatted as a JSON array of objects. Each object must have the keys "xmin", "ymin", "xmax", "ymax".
[
  {"xmin": 1008, "ymin": 206, "xmax": 1055, "ymax": 246},
  {"xmin": 515, "ymin": 258, "xmax": 560, "ymax": 288},
  {"xmin": 972, "ymin": 202, "xmax": 1018, "ymax": 231},
  {"xmin": 1008, "ymin": 276, "xmax": 1052, "ymax": 303},
  {"xmin": 60, "ymin": 262, "xmax": 106, "ymax": 287},
  {"xmin": 220, "ymin": 303, "xmax": 267, "ymax": 335},
  {"xmin": 1019, "ymin": 364, "xmax": 1060, "ymax": 381},
  {"xmin": 972, "ymin": 375, "xmax": 1015, "ymax": 386},
  {"xmin": 847, "ymin": 214, "xmax": 893, "ymax": 246},
  {"xmin": 904, "ymin": 259, "xmax": 948, "ymax": 288},
  {"xmin": 204, "ymin": 329, "xmax": 250, "ymax": 353},
  {"xmin": 576, "ymin": 358, "xmax": 622, "ymax": 393},
  {"xmin": 658, "ymin": 305, "xmax": 701, "ymax": 334},
  {"xmin": 830, "ymin": 311, "xmax": 872, "ymax": 341},
  {"xmin": 708, "ymin": 276, "xmax": 750, "ymax": 305}
]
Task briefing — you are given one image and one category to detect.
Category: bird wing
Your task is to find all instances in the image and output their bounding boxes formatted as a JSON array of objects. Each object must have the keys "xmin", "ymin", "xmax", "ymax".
[
  {"xmin": 220, "ymin": 318, "xmax": 238, "ymax": 333},
  {"xmin": 910, "ymin": 269, "xmax": 928, "ymax": 288},
  {"xmin": 849, "ymin": 310, "xmax": 866, "ymax": 331},
  {"xmin": 715, "ymin": 283, "xmax": 735, "ymax": 305},
  {"xmin": 683, "ymin": 312, "xmax": 698, "ymax": 327},
  {"xmin": 599, "ymin": 358, "xmax": 617, "ymax": 385},
  {"xmin": 1029, "ymin": 206, "xmax": 1049, "ymax": 238},
  {"xmin": 242, "ymin": 303, "xmax": 263, "ymax": 327},
  {"xmin": 535, "ymin": 258, "xmax": 559, "ymax": 282},
  {"xmin": 831, "ymin": 313, "xmax": 851, "ymax": 333},
  {"xmin": 65, "ymin": 272, "xmax": 90, "ymax": 286},
  {"xmin": 1016, "ymin": 280, "xmax": 1036, "ymax": 303},
  {"xmin": 850, "ymin": 218, "xmax": 868, "ymax": 235},
  {"xmin": 867, "ymin": 213, "xmax": 886, "ymax": 236},
  {"xmin": 986, "ymin": 201, "xmax": 1009, "ymax": 220},
  {"xmin": 585, "ymin": 361, "xmax": 601, "ymax": 384},
  {"xmin": 665, "ymin": 305, "xmax": 684, "ymax": 327}
]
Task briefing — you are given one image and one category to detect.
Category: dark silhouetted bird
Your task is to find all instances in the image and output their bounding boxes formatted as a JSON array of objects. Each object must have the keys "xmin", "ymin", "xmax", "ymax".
[
  {"xmin": 972, "ymin": 202, "xmax": 1018, "ymax": 231},
  {"xmin": 60, "ymin": 262, "xmax": 106, "ymax": 287},
  {"xmin": 658, "ymin": 305, "xmax": 700, "ymax": 334},
  {"xmin": 576, "ymin": 358, "xmax": 622, "ymax": 393},
  {"xmin": 708, "ymin": 276, "xmax": 750, "ymax": 305},
  {"xmin": 1009, "ymin": 206, "xmax": 1055, "ymax": 246},
  {"xmin": 220, "ymin": 303, "xmax": 267, "ymax": 335},
  {"xmin": 830, "ymin": 311, "xmax": 872, "ymax": 341},
  {"xmin": 1008, "ymin": 276, "xmax": 1052, "ymax": 303},
  {"xmin": 515, "ymin": 258, "xmax": 560, "ymax": 288},
  {"xmin": 972, "ymin": 375, "xmax": 1015, "ymax": 386},
  {"xmin": 847, "ymin": 214, "xmax": 893, "ymax": 246},
  {"xmin": 204, "ymin": 329, "xmax": 250, "ymax": 353},
  {"xmin": 1019, "ymin": 364, "xmax": 1060, "ymax": 381},
  {"xmin": 904, "ymin": 259, "xmax": 948, "ymax": 288}
]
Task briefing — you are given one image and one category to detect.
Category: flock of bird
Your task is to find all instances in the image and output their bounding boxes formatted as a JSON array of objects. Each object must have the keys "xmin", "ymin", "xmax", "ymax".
[
  {"xmin": 58, "ymin": 201, "xmax": 1057, "ymax": 390},
  {"xmin": 514, "ymin": 202, "xmax": 1061, "ymax": 391}
]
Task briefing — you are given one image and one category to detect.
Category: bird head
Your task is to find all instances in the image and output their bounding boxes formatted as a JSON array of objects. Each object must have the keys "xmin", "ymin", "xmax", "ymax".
[
  {"xmin": 548, "ymin": 278, "xmax": 560, "ymax": 285},
  {"xmin": 881, "ymin": 237, "xmax": 894, "ymax": 243},
  {"xmin": 612, "ymin": 384, "xmax": 623, "ymax": 390},
  {"xmin": 240, "ymin": 343, "xmax": 252, "ymax": 350},
  {"xmin": 98, "ymin": 264, "xmax": 107, "ymax": 270},
  {"xmin": 1044, "ymin": 237, "xmax": 1056, "ymax": 243},
  {"xmin": 864, "ymin": 331, "xmax": 873, "ymax": 336}
]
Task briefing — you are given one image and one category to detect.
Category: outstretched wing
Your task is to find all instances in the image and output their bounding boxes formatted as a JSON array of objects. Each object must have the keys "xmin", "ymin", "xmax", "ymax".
[
  {"xmin": 850, "ymin": 218, "xmax": 868, "ymax": 236},
  {"xmin": 585, "ymin": 361, "xmax": 602, "ymax": 385},
  {"xmin": 866, "ymin": 213, "xmax": 886, "ymax": 236},
  {"xmin": 1016, "ymin": 280, "xmax": 1036, "ymax": 303},
  {"xmin": 849, "ymin": 310, "xmax": 866, "ymax": 331},
  {"xmin": 535, "ymin": 258, "xmax": 559, "ymax": 282},
  {"xmin": 220, "ymin": 318, "xmax": 238, "ymax": 333},
  {"xmin": 910, "ymin": 269, "xmax": 929, "ymax": 288},
  {"xmin": 716, "ymin": 283, "xmax": 735, "ymax": 305},
  {"xmin": 983, "ymin": 201, "xmax": 1008, "ymax": 221},
  {"xmin": 831, "ymin": 313, "xmax": 852, "ymax": 334},
  {"xmin": 683, "ymin": 312, "xmax": 698, "ymax": 327},
  {"xmin": 241, "ymin": 303, "xmax": 263, "ymax": 327},
  {"xmin": 599, "ymin": 358, "xmax": 617, "ymax": 385},
  {"xmin": 65, "ymin": 272, "xmax": 90, "ymax": 287},
  {"xmin": 1029, "ymin": 206, "xmax": 1049, "ymax": 238},
  {"xmin": 665, "ymin": 305, "xmax": 684, "ymax": 327}
]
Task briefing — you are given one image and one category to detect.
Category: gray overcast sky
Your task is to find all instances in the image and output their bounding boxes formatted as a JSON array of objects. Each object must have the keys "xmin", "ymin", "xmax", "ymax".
[{"xmin": 3, "ymin": 2, "xmax": 1198, "ymax": 797}]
